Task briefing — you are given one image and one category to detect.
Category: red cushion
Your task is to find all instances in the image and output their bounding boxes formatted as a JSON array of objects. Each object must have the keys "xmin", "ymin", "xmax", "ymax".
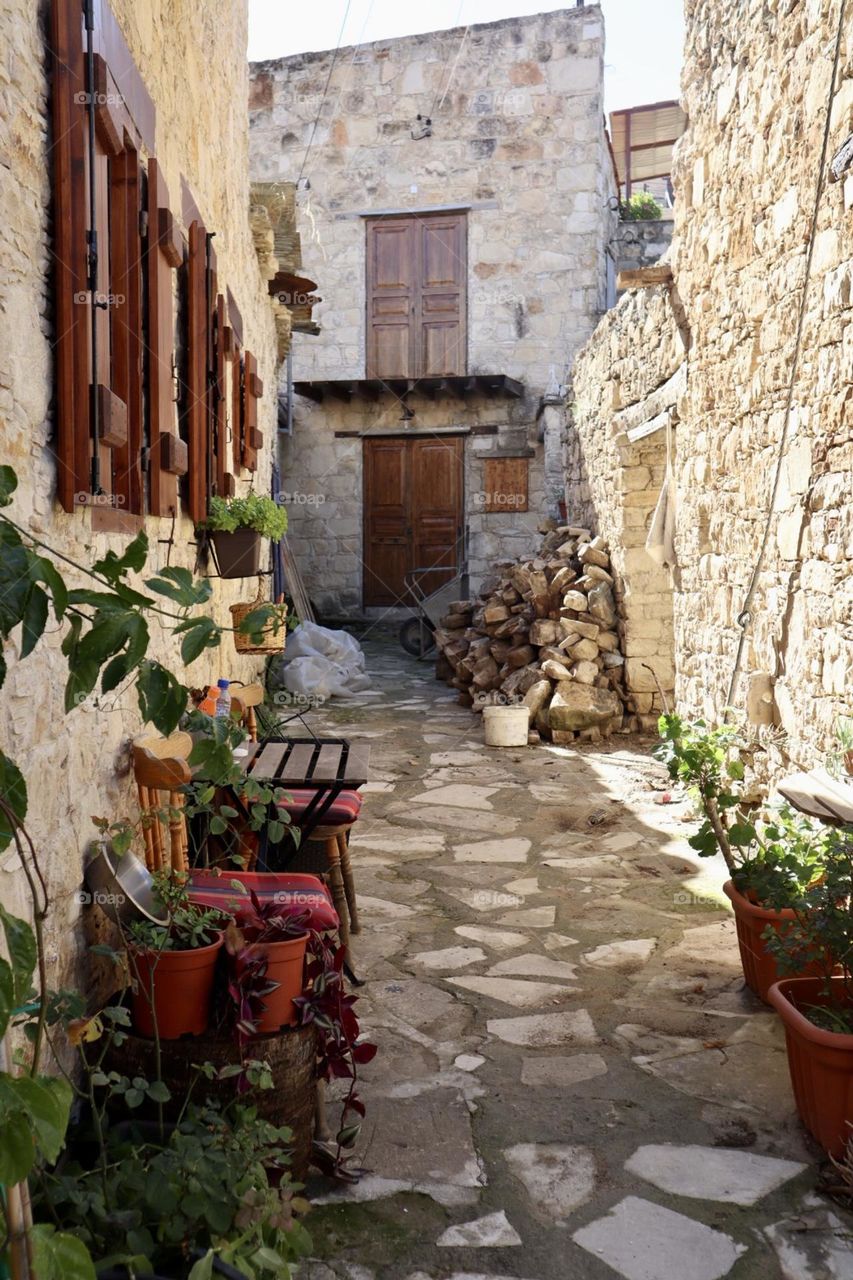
[
  {"xmin": 188, "ymin": 870, "xmax": 339, "ymax": 933},
  {"xmin": 277, "ymin": 788, "xmax": 363, "ymax": 826}
]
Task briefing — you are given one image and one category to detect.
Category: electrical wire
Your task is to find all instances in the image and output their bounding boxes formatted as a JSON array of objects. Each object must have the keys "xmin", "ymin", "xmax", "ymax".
[
  {"xmin": 296, "ymin": 0, "xmax": 353, "ymax": 185},
  {"xmin": 724, "ymin": 0, "xmax": 847, "ymax": 711},
  {"xmin": 427, "ymin": 0, "xmax": 466, "ymax": 123}
]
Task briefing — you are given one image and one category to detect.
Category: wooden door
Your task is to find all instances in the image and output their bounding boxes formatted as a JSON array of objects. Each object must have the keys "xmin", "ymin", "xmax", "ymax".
[
  {"xmin": 363, "ymin": 436, "xmax": 464, "ymax": 607},
  {"xmin": 366, "ymin": 212, "xmax": 467, "ymax": 380}
]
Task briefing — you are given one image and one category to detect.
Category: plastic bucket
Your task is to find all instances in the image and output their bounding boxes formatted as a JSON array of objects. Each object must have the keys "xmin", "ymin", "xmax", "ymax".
[{"xmin": 483, "ymin": 705, "xmax": 529, "ymax": 747}]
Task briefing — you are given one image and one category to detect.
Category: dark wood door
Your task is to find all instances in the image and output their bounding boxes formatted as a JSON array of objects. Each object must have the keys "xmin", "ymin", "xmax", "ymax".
[
  {"xmin": 366, "ymin": 212, "xmax": 467, "ymax": 380},
  {"xmin": 363, "ymin": 435, "xmax": 464, "ymax": 607}
]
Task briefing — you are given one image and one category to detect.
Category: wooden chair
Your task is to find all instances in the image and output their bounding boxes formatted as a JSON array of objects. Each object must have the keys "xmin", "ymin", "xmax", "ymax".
[
  {"xmin": 132, "ymin": 733, "xmax": 193, "ymax": 873},
  {"xmin": 230, "ymin": 682, "xmax": 264, "ymax": 742}
]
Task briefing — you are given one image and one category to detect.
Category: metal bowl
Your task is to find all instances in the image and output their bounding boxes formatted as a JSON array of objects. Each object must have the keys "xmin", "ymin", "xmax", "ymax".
[{"xmin": 83, "ymin": 843, "xmax": 168, "ymax": 926}]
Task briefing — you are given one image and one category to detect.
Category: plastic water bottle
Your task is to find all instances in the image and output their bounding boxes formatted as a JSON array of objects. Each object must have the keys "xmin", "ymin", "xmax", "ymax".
[{"xmin": 214, "ymin": 678, "xmax": 231, "ymax": 719}]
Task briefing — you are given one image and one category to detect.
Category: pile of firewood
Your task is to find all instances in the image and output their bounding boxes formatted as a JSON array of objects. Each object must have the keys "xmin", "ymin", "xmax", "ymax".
[{"xmin": 434, "ymin": 524, "xmax": 627, "ymax": 743}]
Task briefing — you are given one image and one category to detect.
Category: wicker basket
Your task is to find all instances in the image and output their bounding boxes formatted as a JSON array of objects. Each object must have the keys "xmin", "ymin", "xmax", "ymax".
[{"xmin": 231, "ymin": 581, "xmax": 287, "ymax": 655}]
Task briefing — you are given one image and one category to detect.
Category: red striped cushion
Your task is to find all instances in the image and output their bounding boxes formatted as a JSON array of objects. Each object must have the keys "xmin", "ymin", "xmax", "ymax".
[
  {"xmin": 277, "ymin": 788, "xmax": 363, "ymax": 825},
  {"xmin": 188, "ymin": 870, "xmax": 339, "ymax": 933}
]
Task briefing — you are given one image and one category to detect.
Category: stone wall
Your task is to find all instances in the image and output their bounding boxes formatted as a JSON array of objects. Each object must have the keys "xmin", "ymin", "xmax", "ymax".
[
  {"xmin": 613, "ymin": 218, "xmax": 675, "ymax": 282},
  {"xmin": 251, "ymin": 7, "xmax": 617, "ymax": 616},
  {"xmin": 569, "ymin": 284, "xmax": 683, "ymax": 723},
  {"xmin": 571, "ymin": 0, "xmax": 853, "ymax": 771},
  {"xmin": 0, "ymin": 0, "xmax": 278, "ymax": 989}
]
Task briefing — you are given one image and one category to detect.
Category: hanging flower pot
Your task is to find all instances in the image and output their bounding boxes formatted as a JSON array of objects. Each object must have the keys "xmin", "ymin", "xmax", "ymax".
[
  {"xmin": 201, "ymin": 494, "xmax": 288, "ymax": 579},
  {"xmin": 211, "ymin": 528, "xmax": 264, "ymax": 579},
  {"xmin": 231, "ymin": 582, "xmax": 287, "ymax": 655}
]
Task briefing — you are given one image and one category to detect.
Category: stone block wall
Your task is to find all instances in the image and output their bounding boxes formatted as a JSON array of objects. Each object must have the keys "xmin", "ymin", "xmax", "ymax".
[
  {"xmin": 0, "ymin": 0, "xmax": 278, "ymax": 989},
  {"xmin": 571, "ymin": 0, "xmax": 853, "ymax": 771},
  {"xmin": 569, "ymin": 284, "xmax": 684, "ymax": 723},
  {"xmin": 613, "ymin": 218, "xmax": 675, "ymax": 281},
  {"xmin": 252, "ymin": 7, "xmax": 617, "ymax": 615}
]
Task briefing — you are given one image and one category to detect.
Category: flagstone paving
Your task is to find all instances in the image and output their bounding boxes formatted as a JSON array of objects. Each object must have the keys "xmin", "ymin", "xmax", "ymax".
[{"xmin": 299, "ymin": 640, "xmax": 853, "ymax": 1279}]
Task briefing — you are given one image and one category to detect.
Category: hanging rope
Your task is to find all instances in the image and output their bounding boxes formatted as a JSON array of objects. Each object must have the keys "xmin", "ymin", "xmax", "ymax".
[
  {"xmin": 724, "ymin": 0, "xmax": 847, "ymax": 712},
  {"xmin": 296, "ymin": 0, "xmax": 353, "ymax": 186}
]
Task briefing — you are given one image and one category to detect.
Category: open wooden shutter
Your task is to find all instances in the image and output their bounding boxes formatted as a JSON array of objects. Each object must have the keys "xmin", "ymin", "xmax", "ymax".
[
  {"xmin": 146, "ymin": 158, "xmax": 185, "ymax": 516},
  {"xmin": 109, "ymin": 143, "xmax": 143, "ymax": 515},
  {"xmin": 231, "ymin": 345, "xmax": 244, "ymax": 471},
  {"xmin": 241, "ymin": 352, "xmax": 262, "ymax": 472},
  {"xmin": 212, "ymin": 293, "xmax": 234, "ymax": 497},
  {"xmin": 366, "ymin": 217, "xmax": 416, "ymax": 379},
  {"xmin": 416, "ymin": 213, "xmax": 467, "ymax": 377},
  {"xmin": 186, "ymin": 219, "xmax": 208, "ymax": 522}
]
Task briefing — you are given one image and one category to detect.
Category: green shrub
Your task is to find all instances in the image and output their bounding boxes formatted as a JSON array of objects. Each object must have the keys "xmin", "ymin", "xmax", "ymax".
[
  {"xmin": 621, "ymin": 191, "xmax": 664, "ymax": 221},
  {"xmin": 204, "ymin": 494, "xmax": 288, "ymax": 540}
]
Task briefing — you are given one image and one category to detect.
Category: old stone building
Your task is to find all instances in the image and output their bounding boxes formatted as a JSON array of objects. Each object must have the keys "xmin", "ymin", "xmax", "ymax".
[
  {"xmin": 0, "ymin": 0, "xmax": 284, "ymax": 980},
  {"xmin": 249, "ymin": 7, "xmax": 616, "ymax": 618},
  {"xmin": 571, "ymin": 0, "xmax": 853, "ymax": 768}
]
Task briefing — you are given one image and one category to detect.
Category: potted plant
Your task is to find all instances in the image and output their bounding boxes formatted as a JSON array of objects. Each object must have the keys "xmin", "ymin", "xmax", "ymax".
[
  {"xmin": 765, "ymin": 826, "xmax": 853, "ymax": 1156},
  {"xmin": 203, "ymin": 494, "xmax": 288, "ymax": 579},
  {"xmin": 126, "ymin": 872, "xmax": 227, "ymax": 1040},
  {"xmin": 225, "ymin": 892, "xmax": 310, "ymax": 1034},
  {"xmin": 656, "ymin": 714, "xmax": 832, "ymax": 1002}
]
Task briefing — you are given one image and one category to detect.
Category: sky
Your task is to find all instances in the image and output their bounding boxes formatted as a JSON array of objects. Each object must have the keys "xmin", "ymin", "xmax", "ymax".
[{"xmin": 247, "ymin": 0, "xmax": 685, "ymax": 115}]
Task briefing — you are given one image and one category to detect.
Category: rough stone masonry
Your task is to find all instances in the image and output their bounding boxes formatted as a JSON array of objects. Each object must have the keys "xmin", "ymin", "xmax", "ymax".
[{"xmin": 571, "ymin": 0, "xmax": 853, "ymax": 774}]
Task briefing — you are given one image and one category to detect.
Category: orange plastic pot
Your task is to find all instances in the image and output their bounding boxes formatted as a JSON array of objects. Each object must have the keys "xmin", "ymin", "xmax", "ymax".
[
  {"xmin": 239, "ymin": 932, "xmax": 309, "ymax": 1034},
  {"xmin": 129, "ymin": 935, "xmax": 223, "ymax": 1040},
  {"xmin": 723, "ymin": 880, "xmax": 825, "ymax": 1004},
  {"xmin": 768, "ymin": 976, "xmax": 853, "ymax": 1156}
]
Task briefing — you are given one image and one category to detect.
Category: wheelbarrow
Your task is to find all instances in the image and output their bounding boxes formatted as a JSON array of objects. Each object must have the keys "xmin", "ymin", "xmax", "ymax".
[{"xmin": 399, "ymin": 563, "xmax": 469, "ymax": 658}]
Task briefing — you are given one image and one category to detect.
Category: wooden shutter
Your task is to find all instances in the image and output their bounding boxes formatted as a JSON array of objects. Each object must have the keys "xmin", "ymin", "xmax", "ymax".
[
  {"xmin": 366, "ymin": 218, "xmax": 416, "ymax": 379},
  {"xmin": 51, "ymin": 0, "xmax": 89, "ymax": 510},
  {"xmin": 366, "ymin": 213, "xmax": 467, "ymax": 380},
  {"xmin": 416, "ymin": 214, "xmax": 467, "ymax": 377},
  {"xmin": 231, "ymin": 345, "xmax": 244, "ymax": 471},
  {"xmin": 241, "ymin": 351, "xmax": 262, "ymax": 472},
  {"xmin": 212, "ymin": 294, "xmax": 234, "ymax": 497},
  {"xmin": 110, "ymin": 144, "xmax": 143, "ymax": 515},
  {"xmin": 146, "ymin": 158, "xmax": 184, "ymax": 516},
  {"xmin": 186, "ymin": 219, "xmax": 208, "ymax": 522}
]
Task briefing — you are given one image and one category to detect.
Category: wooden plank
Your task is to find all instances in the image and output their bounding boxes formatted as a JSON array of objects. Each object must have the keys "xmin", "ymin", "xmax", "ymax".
[
  {"xmin": 341, "ymin": 743, "xmax": 371, "ymax": 786},
  {"xmin": 186, "ymin": 219, "xmax": 208, "ymax": 521},
  {"xmin": 777, "ymin": 769, "xmax": 853, "ymax": 825},
  {"xmin": 110, "ymin": 144, "xmax": 143, "ymax": 515},
  {"xmin": 311, "ymin": 744, "xmax": 344, "ymax": 782},
  {"xmin": 250, "ymin": 742, "xmax": 288, "ymax": 780},
  {"xmin": 617, "ymin": 264, "xmax": 674, "ymax": 290},
  {"xmin": 279, "ymin": 743, "xmax": 317, "ymax": 783},
  {"xmin": 231, "ymin": 347, "xmax": 243, "ymax": 471},
  {"xmin": 483, "ymin": 457, "xmax": 528, "ymax": 513}
]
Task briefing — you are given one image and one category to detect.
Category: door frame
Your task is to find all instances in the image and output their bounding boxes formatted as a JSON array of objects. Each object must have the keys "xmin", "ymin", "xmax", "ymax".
[{"xmin": 361, "ymin": 431, "xmax": 467, "ymax": 609}]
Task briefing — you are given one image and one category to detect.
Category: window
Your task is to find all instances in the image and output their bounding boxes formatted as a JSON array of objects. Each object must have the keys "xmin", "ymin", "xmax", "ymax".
[{"xmin": 365, "ymin": 212, "xmax": 467, "ymax": 380}]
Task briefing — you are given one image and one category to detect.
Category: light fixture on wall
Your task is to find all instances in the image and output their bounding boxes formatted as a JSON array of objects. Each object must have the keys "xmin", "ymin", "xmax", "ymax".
[{"xmin": 399, "ymin": 402, "xmax": 415, "ymax": 422}]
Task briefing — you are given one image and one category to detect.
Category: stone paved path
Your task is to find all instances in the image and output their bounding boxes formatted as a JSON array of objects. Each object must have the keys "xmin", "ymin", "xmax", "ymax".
[{"xmin": 298, "ymin": 640, "xmax": 853, "ymax": 1280}]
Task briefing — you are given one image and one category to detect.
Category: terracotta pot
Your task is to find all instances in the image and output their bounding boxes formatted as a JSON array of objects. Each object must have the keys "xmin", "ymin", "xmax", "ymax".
[
  {"xmin": 129, "ymin": 935, "xmax": 223, "ymax": 1040},
  {"xmin": 768, "ymin": 976, "xmax": 853, "ymax": 1156},
  {"xmin": 723, "ymin": 880, "xmax": 825, "ymax": 1004},
  {"xmin": 211, "ymin": 528, "xmax": 263, "ymax": 578},
  {"xmin": 239, "ymin": 932, "xmax": 309, "ymax": 1033}
]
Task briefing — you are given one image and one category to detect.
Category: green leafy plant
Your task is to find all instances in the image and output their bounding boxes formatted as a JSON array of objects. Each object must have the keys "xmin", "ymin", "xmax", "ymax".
[
  {"xmin": 125, "ymin": 871, "xmax": 226, "ymax": 952},
  {"xmin": 621, "ymin": 191, "xmax": 664, "ymax": 220},
  {"xmin": 204, "ymin": 494, "xmax": 288, "ymax": 541},
  {"xmin": 763, "ymin": 826, "xmax": 853, "ymax": 1031},
  {"xmin": 827, "ymin": 716, "xmax": 853, "ymax": 780},
  {"xmin": 655, "ymin": 713, "xmax": 828, "ymax": 906}
]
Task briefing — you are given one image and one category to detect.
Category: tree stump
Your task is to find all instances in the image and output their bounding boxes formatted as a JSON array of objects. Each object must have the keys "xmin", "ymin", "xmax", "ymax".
[{"xmin": 105, "ymin": 1023, "xmax": 318, "ymax": 1177}]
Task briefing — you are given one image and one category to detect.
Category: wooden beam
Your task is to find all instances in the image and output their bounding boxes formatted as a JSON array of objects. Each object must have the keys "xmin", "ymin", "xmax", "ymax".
[{"xmin": 617, "ymin": 264, "xmax": 674, "ymax": 290}]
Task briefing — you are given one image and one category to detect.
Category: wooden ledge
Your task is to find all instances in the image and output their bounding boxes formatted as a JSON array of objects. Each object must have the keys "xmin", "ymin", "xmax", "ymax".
[{"xmin": 617, "ymin": 264, "xmax": 674, "ymax": 290}]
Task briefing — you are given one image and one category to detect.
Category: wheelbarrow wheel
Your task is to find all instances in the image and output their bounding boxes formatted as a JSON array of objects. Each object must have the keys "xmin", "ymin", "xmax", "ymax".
[{"xmin": 399, "ymin": 616, "xmax": 436, "ymax": 657}]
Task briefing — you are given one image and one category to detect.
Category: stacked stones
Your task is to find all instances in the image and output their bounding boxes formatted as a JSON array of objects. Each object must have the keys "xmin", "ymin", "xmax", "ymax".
[{"xmin": 434, "ymin": 526, "xmax": 628, "ymax": 743}]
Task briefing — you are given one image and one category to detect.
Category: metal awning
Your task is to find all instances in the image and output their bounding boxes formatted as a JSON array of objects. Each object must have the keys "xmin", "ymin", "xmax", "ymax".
[
  {"xmin": 293, "ymin": 374, "xmax": 524, "ymax": 403},
  {"xmin": 609, "ymin": 100, "xmax": 687, "ymax": 199}
]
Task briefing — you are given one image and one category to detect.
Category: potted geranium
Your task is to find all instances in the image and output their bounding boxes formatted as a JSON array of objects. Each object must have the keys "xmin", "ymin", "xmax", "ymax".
[
  {"xmin": 655, "ymin": 714, "xmax": 832, "ymax": 1002},
  {"xmin": 203, "ymin": 494, "xmax": 288, "ymax": 579},
  {"xmin": 765, "ymin": 826, "xmax": 853, "ymax": 1156},
  {"xmin": 126, "ymin": 872, "xmax": 227, "ymax": 1040}
]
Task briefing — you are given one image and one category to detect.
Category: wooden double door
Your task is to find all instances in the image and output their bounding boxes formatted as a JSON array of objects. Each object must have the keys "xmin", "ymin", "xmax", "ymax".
[{"xmin": 363, "ymin": 435, "xmax": 464, "ymax": 607}]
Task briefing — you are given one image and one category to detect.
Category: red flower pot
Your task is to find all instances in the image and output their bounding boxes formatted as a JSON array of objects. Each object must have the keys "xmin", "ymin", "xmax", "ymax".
[
  {"xmin": 240, "ymin": 932, "xmax": 308, "ymax": 1034},
  {"xmin": 129, "ymin": 935, "xmax": 223, "ymax": 1040},
  {"xmin": 768, "ymin": 976, "xmax": 853, "ymax": 1156},
  {"xmin": 723, "ymin": 880, "xmax": 826, "ymax": 1004}
]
